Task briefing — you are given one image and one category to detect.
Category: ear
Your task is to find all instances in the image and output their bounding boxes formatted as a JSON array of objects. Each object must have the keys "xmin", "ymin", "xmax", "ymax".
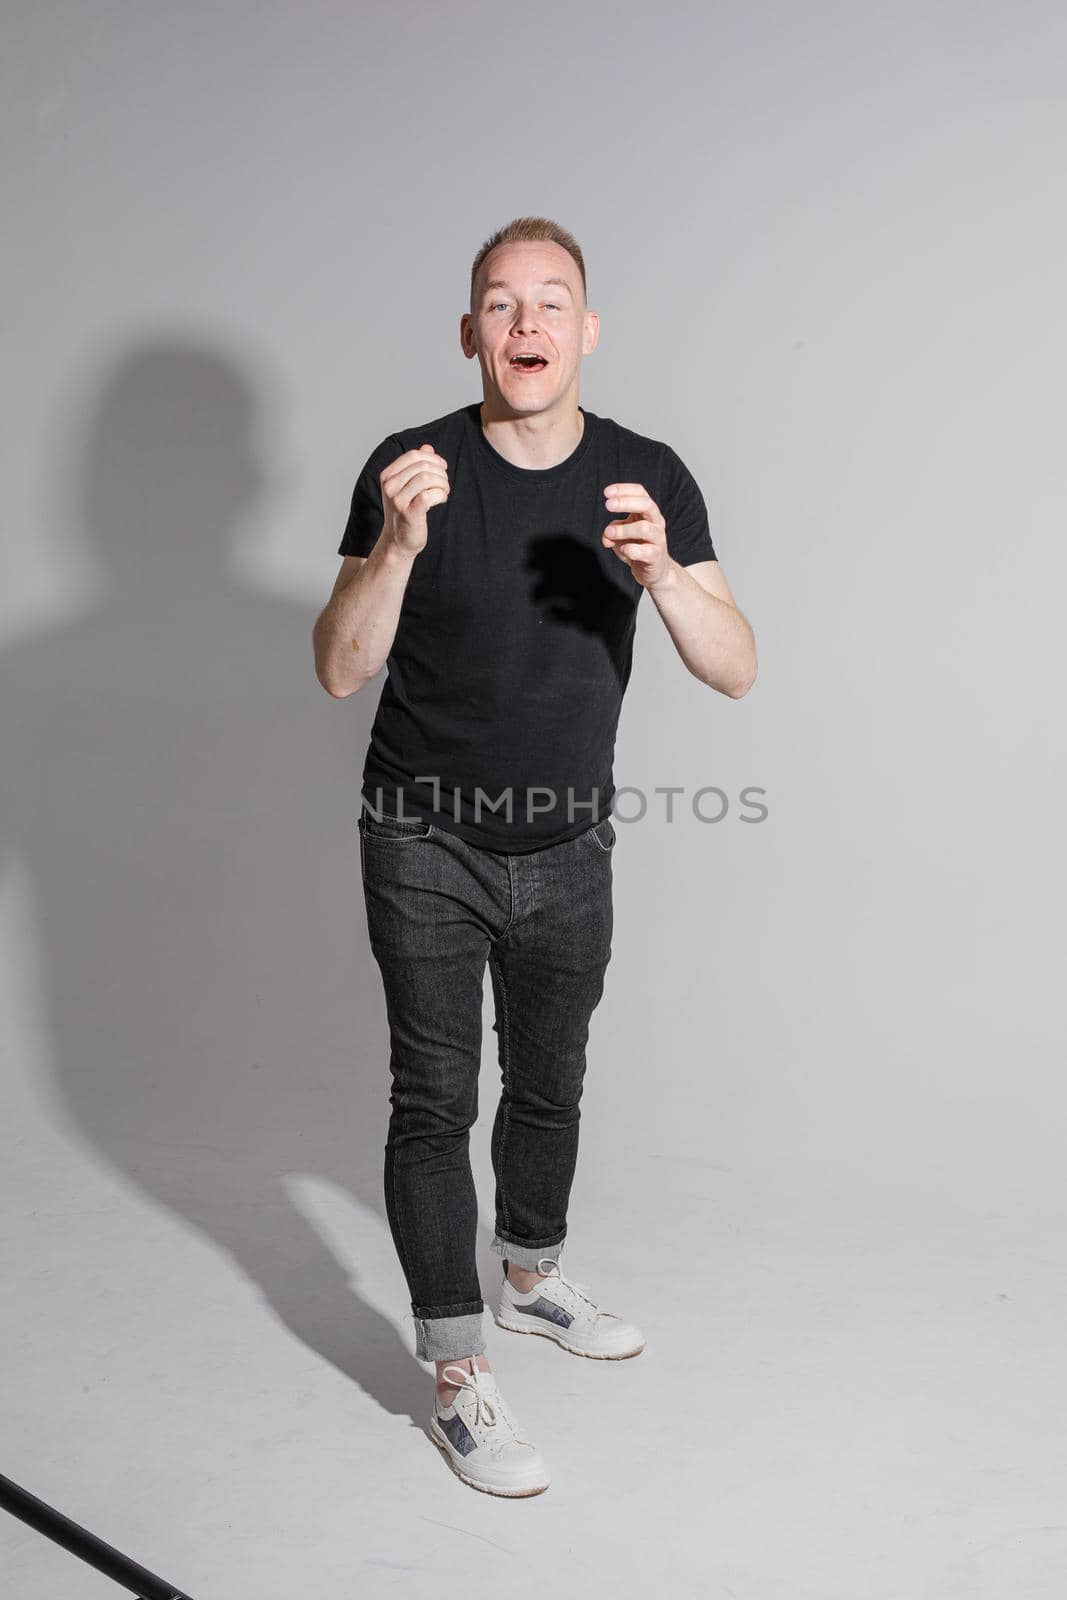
[{"xmin": 583, "ymin": 310, "xmax": 600, "ymax": 356}]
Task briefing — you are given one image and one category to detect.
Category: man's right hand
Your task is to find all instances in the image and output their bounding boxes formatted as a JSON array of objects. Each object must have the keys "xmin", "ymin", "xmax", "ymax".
[{"xmin": 380, "ymin": 444, "xmax": 450, "ymax": 556}]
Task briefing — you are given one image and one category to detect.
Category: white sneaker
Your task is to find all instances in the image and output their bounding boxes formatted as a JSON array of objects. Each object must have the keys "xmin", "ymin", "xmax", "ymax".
[
  {"xmin": 496, "ymin": 1257, "xmax": 646, "ymax": 1359},
  {"xmin": 429, "ymin": 1365, "xmax": 551, "ymax": 1497}
]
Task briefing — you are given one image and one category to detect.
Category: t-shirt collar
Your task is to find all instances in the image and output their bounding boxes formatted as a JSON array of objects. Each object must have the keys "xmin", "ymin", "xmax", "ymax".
[{"xmin": 468, "ymin": 402, "xmax": 593, "ymax": 482}]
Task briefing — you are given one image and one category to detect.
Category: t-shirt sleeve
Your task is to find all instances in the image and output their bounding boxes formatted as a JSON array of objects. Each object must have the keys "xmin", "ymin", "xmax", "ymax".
[
  {"xmin": 337, "ymin": 434, "xmax": 403, "ymax": 557},
  {"xmin": 659, "ymin": 444, "xmax": 717, "ymax": 567}
]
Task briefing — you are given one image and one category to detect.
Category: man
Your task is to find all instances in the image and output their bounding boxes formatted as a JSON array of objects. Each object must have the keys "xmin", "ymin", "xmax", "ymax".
[{"xmin": 313, "ymin": 216, "xmax": 756, "ymax": 1497}]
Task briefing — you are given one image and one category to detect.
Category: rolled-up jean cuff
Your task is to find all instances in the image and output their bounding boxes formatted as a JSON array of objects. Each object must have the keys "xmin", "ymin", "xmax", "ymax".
[
  {"xmin": 413, "ymin": 1308, "xmax": 486, "ymax": 1363},
  {"xmin": 490, "ymin": 1232, "xmax": 565, "ymax": 1271}
]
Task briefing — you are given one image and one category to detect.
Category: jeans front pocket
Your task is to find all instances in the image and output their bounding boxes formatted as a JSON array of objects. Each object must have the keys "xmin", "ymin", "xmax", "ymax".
[
  {"xmin": 359, "ymin": 808, "xmax": 435, "ymax": 843},
  {"xmin": 581, "ymin": 816, "xmax": 616, "ymax": 854}
]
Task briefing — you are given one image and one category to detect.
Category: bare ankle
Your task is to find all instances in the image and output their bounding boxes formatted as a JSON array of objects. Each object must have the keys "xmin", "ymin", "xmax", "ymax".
[{"xmin": 506, "ymin": 1262, "xmax": 547, "ymax": 1293}]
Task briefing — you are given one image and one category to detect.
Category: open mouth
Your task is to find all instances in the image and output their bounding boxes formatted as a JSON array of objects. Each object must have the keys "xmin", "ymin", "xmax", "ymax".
[{"xmin": 509, "ymin": 354, "xmax": 548, "ymax": 373}]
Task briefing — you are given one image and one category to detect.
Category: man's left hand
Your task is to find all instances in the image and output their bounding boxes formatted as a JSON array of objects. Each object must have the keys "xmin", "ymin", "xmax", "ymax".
[{"xmin": 602, "ymin": 484, "xmax": 672, "ymax": 590}]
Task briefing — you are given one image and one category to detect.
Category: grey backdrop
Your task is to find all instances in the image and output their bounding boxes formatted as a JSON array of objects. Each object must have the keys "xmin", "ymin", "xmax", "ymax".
[{"xmin": 3, "ymin": 3, "xmax": 1064, "ymax": 1596}]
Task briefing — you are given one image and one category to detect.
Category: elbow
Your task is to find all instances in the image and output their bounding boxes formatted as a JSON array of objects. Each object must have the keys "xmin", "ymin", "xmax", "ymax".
[
  {"xmin": 315, "ymin": 663, "xmax": 362, "ymax": 699},
  {"xmin": 726, "ymin": 661, "xmax": 758, "ymax": 699},
  {"xmin": 313, "ymin": 617, "xmax": 361, "ymax": 698},
  {"xmin": 728, "ymin": 638, "xmax": 758, "ymax": 698},
  {"xmin": 703, "ymin": 655, "xmax": 757, "ymax": 698}
]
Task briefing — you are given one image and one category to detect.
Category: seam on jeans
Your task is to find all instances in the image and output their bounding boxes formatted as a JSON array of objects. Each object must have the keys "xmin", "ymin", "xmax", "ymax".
[
  {"xmin": 488, "ymin": 952, "xmax": 513, "ymax": 1235},
  {"xmin": 493, "ymin": 854, "xmax": 516, "ymax": 944},
  {"xmin": 389, "ymin": 1132, "xmax": 413, "ymax": 1298}
]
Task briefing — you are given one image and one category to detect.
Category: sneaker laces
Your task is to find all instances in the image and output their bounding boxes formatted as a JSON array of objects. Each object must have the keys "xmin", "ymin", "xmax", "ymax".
[
  {"xmin": 438, "ymin": 1365, "xmax": 535, "ymax": 1453},
  {"xmin": 532, "ymin": 1256, "xmax": 618, "ymax": 1322}
]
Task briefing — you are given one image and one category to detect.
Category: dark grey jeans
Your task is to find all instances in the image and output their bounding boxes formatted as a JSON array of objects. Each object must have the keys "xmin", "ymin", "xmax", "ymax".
[{"xmin": 358, "ymin": 805, "xmax": 615, "ymax": 1362}]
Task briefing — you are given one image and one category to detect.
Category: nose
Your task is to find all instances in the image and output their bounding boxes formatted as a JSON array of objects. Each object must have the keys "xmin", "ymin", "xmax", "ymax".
[{"xmin": 511, "ymin": 307, "xmax": 541, "ymax": 335}]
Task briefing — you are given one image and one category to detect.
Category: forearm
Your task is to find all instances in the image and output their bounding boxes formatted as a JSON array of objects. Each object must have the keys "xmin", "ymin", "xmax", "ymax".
[
  {"xmin": 313, "ymin": 537, "xmax": 418, "ymax": 697},
  {"xmin": 646, "ymin": 559, "xmax": 757, "ymax": 697}
]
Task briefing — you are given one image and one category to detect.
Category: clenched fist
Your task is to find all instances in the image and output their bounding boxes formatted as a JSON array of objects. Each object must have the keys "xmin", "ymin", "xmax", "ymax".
[{"xmin": 380, "ymin": 444, "xmax": 450, "ymax": 556}]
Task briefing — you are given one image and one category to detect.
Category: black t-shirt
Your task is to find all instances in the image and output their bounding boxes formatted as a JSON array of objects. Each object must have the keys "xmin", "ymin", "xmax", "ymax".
[{"xmin": 337, "ymin": 400, "xmax": 716, "ymax": 854}]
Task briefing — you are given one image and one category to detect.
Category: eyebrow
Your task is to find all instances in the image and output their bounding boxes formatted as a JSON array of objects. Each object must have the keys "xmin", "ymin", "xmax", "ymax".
[{"xmin": 482, "ymin": 277, "xmax": 574, "ymax": 296}]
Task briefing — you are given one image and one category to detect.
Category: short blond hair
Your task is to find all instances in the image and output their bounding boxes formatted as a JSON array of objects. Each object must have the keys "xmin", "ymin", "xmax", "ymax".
[{"xmin": 470, "ymin": 216, "xmax": 587, "ymax": 311}]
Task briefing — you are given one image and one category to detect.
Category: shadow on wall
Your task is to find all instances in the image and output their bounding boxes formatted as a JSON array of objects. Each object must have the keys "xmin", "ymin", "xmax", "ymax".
[{"xmin": 1, "ymin": 339, "xmax": 449, "ymax": 1426}]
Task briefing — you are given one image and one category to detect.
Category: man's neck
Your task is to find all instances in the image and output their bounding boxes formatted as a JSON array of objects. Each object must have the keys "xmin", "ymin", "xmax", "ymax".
[{"xmin": 479, "ymin": 402, "xmax": 584, "ymax": 471}]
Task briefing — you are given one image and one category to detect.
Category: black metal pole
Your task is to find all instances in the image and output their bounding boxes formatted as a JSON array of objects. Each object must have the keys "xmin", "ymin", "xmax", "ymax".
[{"xmin": 0, "ymin": 1470, "xmax": 197, "ymax": 1598}]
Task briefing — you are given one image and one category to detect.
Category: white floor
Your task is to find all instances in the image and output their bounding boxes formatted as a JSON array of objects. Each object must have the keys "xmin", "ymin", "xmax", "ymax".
[{"xmin": 4, "ymin": 1025, "xmax": 1065, "ymax": 1600}]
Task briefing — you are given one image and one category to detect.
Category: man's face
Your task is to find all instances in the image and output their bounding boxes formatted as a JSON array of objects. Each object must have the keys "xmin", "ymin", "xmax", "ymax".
[{"xmin": 461, "ymin": 241, "xmax": 598, "ymax": 413}]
